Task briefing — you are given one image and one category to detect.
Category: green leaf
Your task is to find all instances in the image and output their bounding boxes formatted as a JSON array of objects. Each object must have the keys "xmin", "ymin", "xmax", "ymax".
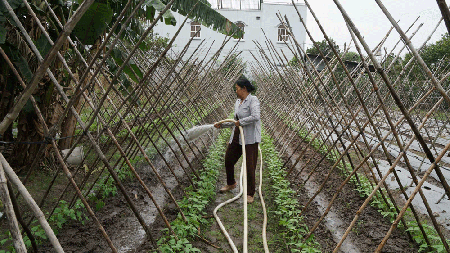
[
  {"xmin": 36, "ymin": 34, "xmax": 52, "ymax": 56},
  {"xmin": 0, "ymin": 25, "xmax": 6, "ymax": 44},
  {"xmin": 145, "ymin": 5, "xmax": 156, "ymax": 20},
  {"xmin": 0, "ymin": 0, "xmax": 23, "ymax": 11},
  {"xmin": 3, "ymin": 44, "xmax": 33, "ymax": 82},
  {"xmin": 111, "ymin": 48, "xmax": 143, "ymax": 83},
  {"xmin": 144, "ymin": 0, "xmax": 176, "ymax": 25},
  {"xmin": 167, "ymin": 0, "xmax": 243, "ymax": 38},
  {"xmin": 72, "ymin": 2, "xmax": 113, "ymax": 45}
]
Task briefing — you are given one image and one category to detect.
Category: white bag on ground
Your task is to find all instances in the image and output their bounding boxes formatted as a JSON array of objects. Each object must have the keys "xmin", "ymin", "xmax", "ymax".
[{"xmin": 61, "ymin": 146, "xmax": 84, "ymax": 166}]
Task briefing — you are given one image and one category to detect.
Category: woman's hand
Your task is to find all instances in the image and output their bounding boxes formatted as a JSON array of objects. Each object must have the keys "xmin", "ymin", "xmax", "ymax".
[
  {"xmin": 214, "ymin": 123, "xmax": 221, "ymax": 129},
  {"xmin": 235, "ymin": 120, "xmax": 240, "ymax": 127}
]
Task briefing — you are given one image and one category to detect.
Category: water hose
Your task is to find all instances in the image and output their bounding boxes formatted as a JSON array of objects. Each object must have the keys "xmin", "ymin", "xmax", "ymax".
[
  {"xmin": 212, "ymin": 119, "xmax": 269, "ymax": 253},
  {"xmin": 258, "ymin": 145, "xmax": 269, "ymax": 252}
]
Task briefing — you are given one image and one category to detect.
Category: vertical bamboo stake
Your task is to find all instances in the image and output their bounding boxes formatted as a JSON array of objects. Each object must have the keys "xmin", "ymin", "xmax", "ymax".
[
  {"xmin": 0, "ymin": 162, "xmax": 26, "ymax": 253},
  {"xmin": 0, "ymin": 153, "xmax": 64, "ymax": 253}
]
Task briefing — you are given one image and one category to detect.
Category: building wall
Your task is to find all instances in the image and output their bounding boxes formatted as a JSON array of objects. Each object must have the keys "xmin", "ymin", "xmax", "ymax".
[{"xmin": 152, "ymin": 2, "xmax": 307, "ymax": 74}]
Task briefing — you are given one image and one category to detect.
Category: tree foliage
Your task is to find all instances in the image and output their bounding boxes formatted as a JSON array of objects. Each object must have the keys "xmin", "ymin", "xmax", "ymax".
[
  {"xmin": 306, "ymin": 38, "xmax": 340, "ymax": 56},
  {"xmin": 0, "ymin": 0, "xmax": 243, "ymax": 167},
  {"xmin": 420, "ymin": 33, "xmax": 450, "ymax": 69},
  {"xmin": 342, "ymin": 51, "xmax": 360, "ymax": 62},
  {"xmin": 399, "ymin": 33, "xmax": 450, "ymax": 108},
  {"xmin": 402, "ymin": 33, "xmax": 450, "ymax": 84}
]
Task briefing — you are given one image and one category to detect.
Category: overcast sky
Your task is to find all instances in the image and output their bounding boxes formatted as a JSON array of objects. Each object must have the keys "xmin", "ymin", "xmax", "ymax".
[{"xmin": 263, "ymin": 0, "xmax": 447, "ymax": 56}]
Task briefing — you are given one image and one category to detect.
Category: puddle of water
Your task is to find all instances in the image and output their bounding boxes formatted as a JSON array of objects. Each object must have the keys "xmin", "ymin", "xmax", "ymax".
[
  {"xmin": 374, "ymin": 160, "xmax": 450, "ymax": 230},
  {"xmin": 302, "ymin": 179, "xmax": 361, "ymax": 253},
  {"xmin": 287, "ymin": 153, "xmax": 361, "ymax": 253},
  {"xmin": 112, "ymin": 134, "xmax": 210, "ymax": 252}
]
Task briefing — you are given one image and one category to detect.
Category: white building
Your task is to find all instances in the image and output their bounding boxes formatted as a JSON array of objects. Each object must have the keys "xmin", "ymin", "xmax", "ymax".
[{"xmin": 152, "ymin": 0, "xmax": 307, "ymax": 74}]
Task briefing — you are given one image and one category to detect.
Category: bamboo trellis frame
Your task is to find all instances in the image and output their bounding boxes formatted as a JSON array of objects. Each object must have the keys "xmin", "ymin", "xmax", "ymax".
[
  {"xmin": 0, "ymin": 0, "xmax": 246, "ymax": 251},
  {"xmin": 252, "ymin": 0, "xmax": 450, "ymax": 252}
]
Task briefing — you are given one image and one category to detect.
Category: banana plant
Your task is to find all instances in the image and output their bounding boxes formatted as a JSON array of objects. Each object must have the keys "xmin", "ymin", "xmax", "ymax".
[{"xmin": 0, "ymin": 0, "xmax": 244, "ymax": 166}]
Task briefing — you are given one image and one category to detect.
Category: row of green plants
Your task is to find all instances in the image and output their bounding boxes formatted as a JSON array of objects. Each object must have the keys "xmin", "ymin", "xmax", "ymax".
[
  {"xmin": 86, "ymin": 103, "xmax": 222, "ymax": 205},
  {"xmin": 156, "ymin": 129, "xmax": 230, "ymax": 252},
  {"xmin": 0, "ymin": 104, "xmax": 215, "ymax": 252},
  {"xmin": 0, "ymin": 199, "xmax": 88, "ymax": 253},
  {"xmin": 76, "ymin": 101, "xmax": 220, "ymax": 146},
  {"xmin": 260, "ymin": 132, "xmax": 321, "ymax": 253},
  {"xmin": 273, "ymin": 107, "xmax": 450, "ymax": 252}
]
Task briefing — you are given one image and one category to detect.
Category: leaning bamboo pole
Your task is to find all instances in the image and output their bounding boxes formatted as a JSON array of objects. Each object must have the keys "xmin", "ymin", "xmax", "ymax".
[
  {"xmin": 251, "ymin": 2, "xmax": 450, "ymax": 252},
  {"xmin": 330, "ymin": 1, "xmax": 450, "ymax": 251},
  {"xmin": 0, "ymin": 0, "xmax": 94, "ymax": 135},
  {"xmin": 3, "ymin": 0, "xmax": 450, "ymax": 251},
  {"xmin": 0, "ymin": 42, "xmax": 117, "ymax": 252},
  {"xmin": 0, "ymin": 153, "xmax": 64, "ymax": 253},
  {"xmin": 0, "ymin": 161, "xmax": 26, "ymax": 253},
  {"xmin": 373, "ymin": 0, "xmax": 450, "ymax": 203},
  {"xmin": 297, "ymin": 1, "xmax": 440, "ymax": 246}
]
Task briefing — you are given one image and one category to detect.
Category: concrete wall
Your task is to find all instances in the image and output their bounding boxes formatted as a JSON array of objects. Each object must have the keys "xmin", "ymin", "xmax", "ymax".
[{"xmin": 152, "ymin": 2, "xmax": 307, "ymax": 76}]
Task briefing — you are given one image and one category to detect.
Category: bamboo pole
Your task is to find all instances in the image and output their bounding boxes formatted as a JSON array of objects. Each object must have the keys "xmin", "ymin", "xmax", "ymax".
[
  {"xmin": 0, "ymin": 161, "xmax": 27, "ymax": 253},
  {"xmin": 374, "ymin": 0, "xmax": 450, "ymax": 202},
  {"xmin": 0, "ymin": 153, "xmax": 64, "ymax": 253},
  {"xmin": 0, "ymin": 0, "xmax": 94, "ymax": 135},
  {"xmin": 331, "ymin": 0, "xmax": 450, "ymax": 251},
  {"xmin": 299, "ymin": 0, "xmax": 436, "ymax": 246}
]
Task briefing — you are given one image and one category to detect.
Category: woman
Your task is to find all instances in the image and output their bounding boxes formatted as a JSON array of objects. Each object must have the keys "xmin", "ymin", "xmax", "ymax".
[{"xmin": 214, "ymin": 76, "xmax": 261, "ymax": 203}]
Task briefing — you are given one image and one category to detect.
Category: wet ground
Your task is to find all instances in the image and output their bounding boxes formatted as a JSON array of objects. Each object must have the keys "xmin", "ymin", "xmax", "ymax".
[
  {"xmin": 36, "ymin": 112, "xmax": 423, "ymax": 252},
  {"xmin": 298, "ymin": 110, "xmax": 450, "ymax": 233},
  {"xmin": 38, "ymin": 127, "xmax": 215, "ymax": 252},
  {"xmin": 270, "ymin": 123, "xmax": 418, "ymax": 253}
]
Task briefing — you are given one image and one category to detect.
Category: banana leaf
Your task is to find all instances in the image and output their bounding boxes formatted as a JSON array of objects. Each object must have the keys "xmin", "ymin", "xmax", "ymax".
[
  {"xmin": 167, "ymin": 0, "xmax": 243, "ymax": 39},
  {"xmin": 143, "ymin": 0, "xmax": 176, "ymax": 25},
  {"xmin": 72, "ymin": 1, "xmax": 113, "ymax": 45},
  {"xmin": 36, "ymin": 34, "xmax": 52, "ymax": 56},
  {"xmin": 111, "ymin": 48, "xmax": 143, "ymax": 83},
  {"xmin": 0, "ymin": 25, "xmax": 6, "ymax": 44},
  {"xmin": 2, "ymin": 44, "xmax": 33, "ymax": 82}
]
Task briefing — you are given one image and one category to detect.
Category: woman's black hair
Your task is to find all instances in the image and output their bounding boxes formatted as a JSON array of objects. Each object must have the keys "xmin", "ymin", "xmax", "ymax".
[{"xmin": 236, "ymin": 76, "xmax": 255, "ymax": 92}]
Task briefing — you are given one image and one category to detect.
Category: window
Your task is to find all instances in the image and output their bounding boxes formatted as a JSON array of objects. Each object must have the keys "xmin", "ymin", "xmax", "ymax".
[
  {"xmin": 278, "ymin": 24, "xmax": 289, "ymax": 42},
  {"xmin": 190, "ymin": 22, "xmax": 201, "ymax": 38},
  {"xmin": 236, "ymin": 22, "xmax": 245, "ymax": 40}
]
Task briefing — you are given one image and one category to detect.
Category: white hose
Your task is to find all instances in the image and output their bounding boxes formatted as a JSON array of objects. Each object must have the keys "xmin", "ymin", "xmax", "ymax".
[
  {"xmin": 258, "ymin": 145, "xmax": 269, "ymax": 252},
  {"xmin": 213, "ymin": 119, "xmax": 269, "ymax": 253},
  {"xmin": 213, "ymin": 119, "xmax": 247, "ymax": 253},
  {"xmin": 213, "ymin": 156, "xmax": 244, "ymax": 252}
]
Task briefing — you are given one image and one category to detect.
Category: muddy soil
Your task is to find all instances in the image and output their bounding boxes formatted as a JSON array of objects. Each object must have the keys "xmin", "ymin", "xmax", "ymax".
[
  {"xmin": 35, "ymin": 108, "xmax": 221, "ymax": 252},
  {"xmin": 270, "ymin": 121, "xmax": 419, "ymax": 252},
  {"xmin": 29, "ymin": 108, "xmax": 419, "ymax": 252},
  {"xmin": 37, "ymin": 132, "xmax": 212, "ymax": 252}
]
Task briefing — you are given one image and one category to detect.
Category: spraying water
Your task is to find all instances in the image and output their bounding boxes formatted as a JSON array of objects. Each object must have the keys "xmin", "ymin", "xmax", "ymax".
[
  {"xmin": 180, "ymin": 124, "xmax": 216, "ymax": 142},
  {"xmin": 168, "ymin": 124, "xmax": 216, "ymax": 147},
  {"xmin": 168, "ymin": 120, "xmax": 234, "ymax": 149}
]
